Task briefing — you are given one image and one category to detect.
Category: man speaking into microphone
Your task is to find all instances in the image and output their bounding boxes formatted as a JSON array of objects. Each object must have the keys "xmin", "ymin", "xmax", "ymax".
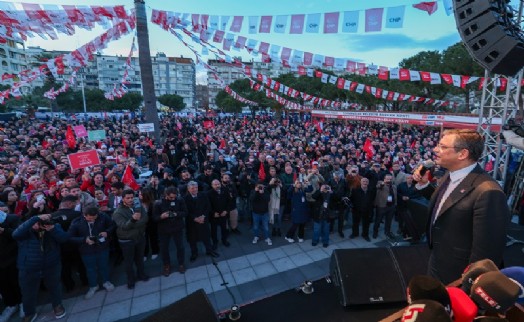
[{"xmin": 414, "ymin": 129, "xmax": 508, "ymax": 285}]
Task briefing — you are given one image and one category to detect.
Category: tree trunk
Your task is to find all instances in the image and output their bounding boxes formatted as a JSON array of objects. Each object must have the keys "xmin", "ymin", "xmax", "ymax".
[{"xmin": 134, "ymin": 0, "xmax": 161, "ymax": 143}]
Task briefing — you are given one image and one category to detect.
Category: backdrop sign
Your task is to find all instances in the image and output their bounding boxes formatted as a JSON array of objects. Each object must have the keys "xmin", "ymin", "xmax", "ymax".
[
  {"xmin": 137, "ymin": 123, "xmax": 155, "ymax": 133},
  {"xmin": 67, "ymin": 150, "xmax": 101, "ymax": 171},
  {"xmin": 87, "ymin": 130, "xmax": 106, "ymax": 141},
  {"xmin": 311, "ymin": 110, "xmax": 502, "ymax": 130}
]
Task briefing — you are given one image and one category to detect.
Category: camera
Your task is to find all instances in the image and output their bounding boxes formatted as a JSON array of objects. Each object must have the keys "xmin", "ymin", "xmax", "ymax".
[
  {"xmin": 89, "ymin": 234, "xmax": 106, "ymax": 244},
  {"xmin": 168, "ymin": 201, "xmax": 177, "ymax": 218}
]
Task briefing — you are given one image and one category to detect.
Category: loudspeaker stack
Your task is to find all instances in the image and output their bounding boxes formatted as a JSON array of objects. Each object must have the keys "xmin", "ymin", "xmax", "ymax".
[{"xmin": 453, "ymin": 0, "xmax": 524, "ymax": 76}]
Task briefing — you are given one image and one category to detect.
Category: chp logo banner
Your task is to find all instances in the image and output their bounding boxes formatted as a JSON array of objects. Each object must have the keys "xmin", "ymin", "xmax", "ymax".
[
  {"xmin": 137, "ymin": 123, "xmax": 155, "ymax": 133},
  {"xmin": 67, "ymin": 150, "xmax": 101, "ymax": 171},
  {"xmin": 73, "ymin": 125, "xmax": 88, "ymax": 138}
]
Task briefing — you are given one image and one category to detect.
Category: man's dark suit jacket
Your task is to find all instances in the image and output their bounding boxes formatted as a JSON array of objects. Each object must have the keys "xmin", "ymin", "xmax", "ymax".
[{"xmin": 427, "ymin": 164, "xmax": 508, "ymax": 284}]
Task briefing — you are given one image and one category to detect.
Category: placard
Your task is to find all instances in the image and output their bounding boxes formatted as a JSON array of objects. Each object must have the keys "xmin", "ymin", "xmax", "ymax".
[
  {"xmin": 87, "ymin": 130, "xmax": 106, "ymax": 141},
  {"xmin": 73, "ymin": 125, "xmax": 88, "ymax": 137},
  {"xmin": 137, "ymin": 123, "xmax": 155, "ymax": 133},
  {"xmin": 67, "ymin": 150, "xmax": 101, "ymax": 171}
]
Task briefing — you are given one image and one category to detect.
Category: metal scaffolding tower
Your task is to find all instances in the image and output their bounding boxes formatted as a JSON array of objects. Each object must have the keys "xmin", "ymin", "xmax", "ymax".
[{"xmin": 477, "ymin": 70, "xmax": 523, "ymax": 186}]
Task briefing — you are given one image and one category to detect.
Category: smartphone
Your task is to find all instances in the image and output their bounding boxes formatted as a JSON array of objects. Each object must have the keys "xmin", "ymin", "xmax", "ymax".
[{"xmin": 36, "ymin": 195, "xmax": 45, "ymax": 202}]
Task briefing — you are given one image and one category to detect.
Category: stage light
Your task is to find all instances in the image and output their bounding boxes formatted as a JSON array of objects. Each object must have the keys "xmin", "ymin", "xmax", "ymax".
[
  {"xmin": 299, "ymin": 280, "xmax": 314, "ymax": 294},
  {"xmin": 229, "ymin": 304, "xmax": 241, "ymax": 321}
]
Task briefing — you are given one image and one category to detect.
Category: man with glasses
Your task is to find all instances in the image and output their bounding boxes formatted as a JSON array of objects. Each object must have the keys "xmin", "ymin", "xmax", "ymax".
[{"xmin": 419, "ymin": 129, "xmax": 508, "ymax": 284}]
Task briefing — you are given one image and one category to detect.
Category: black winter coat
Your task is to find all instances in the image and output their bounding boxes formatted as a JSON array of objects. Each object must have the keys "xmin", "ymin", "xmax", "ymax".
[{"xmin": 153, "ymin": 198, "xmax": 188, "ymax": 234}]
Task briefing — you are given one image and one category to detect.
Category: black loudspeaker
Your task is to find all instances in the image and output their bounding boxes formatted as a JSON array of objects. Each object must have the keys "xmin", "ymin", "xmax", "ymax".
[
  {"xmin": 453, "ymin": 0, "xmax": 524, "ymax": 76},
  {"xmin": 142, "ymin": 289, "xmax": 219, "ymax": 322},
  {"xmin": 330, "ymin": 245, "xmax": 430, "ymax": 307}
]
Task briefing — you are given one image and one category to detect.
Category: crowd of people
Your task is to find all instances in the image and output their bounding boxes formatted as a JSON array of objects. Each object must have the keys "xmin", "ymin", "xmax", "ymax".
[{"xmin": 0, "ymin": 111, "xmax": 494, "ymax": 322}]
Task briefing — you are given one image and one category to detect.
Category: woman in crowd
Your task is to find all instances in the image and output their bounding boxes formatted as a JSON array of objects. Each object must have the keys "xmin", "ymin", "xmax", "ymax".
[
  {"xmin": 23, "ymin": 190, "xmax": 53, "ymax": 221},
  {"xmin": 285, "ymin": 180, "xmax": 312, "ymax": 243},
  {"xmin": 2, "ymin": 190, "xmax": 27, "ymax": 217},
  {"xmin": 140, "ymin": 187, "xmax": 159, "ymax": 261}
]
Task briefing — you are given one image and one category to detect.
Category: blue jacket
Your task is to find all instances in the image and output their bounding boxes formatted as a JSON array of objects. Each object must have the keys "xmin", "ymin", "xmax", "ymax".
[
  {"xmin": 68, "ymin": 213, "xmax": 116, "ymax": 255},
  {"xmin": 288, "ymin": 185, "xmax": 313, "ymax": 224},
  {"xmin": 13, "ymin": 216, "xmax": 69, "ymax": 271}
]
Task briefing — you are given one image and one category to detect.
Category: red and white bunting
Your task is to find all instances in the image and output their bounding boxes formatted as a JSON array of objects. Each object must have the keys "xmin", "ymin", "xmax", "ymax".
[
  {"xmin": 104, "ymin": 37, "xmax": 136, "ymax": 100},
  {"xmin": 150, "ymin": 5, "xmax": 411, "ymax": 36},
  {"xmin": 150, "ymin": 11, "xmax": 524, "ymax": 90},
  {"xmin": 0, "ymin": 3, "xmax": 131, "ymax": 42},
  {"xmin": 1, "ymin": 14, "xmax": 136, "ymax": 104},
  {"xmin": 161, "ymin": 21, "xmax": 461, "ymax": 111}
]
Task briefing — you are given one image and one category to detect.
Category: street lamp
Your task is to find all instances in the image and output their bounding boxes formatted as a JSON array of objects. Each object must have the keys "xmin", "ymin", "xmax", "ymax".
[{"xmin": 79, "ymin": 68, "xmax": 87, "ymax": 119}]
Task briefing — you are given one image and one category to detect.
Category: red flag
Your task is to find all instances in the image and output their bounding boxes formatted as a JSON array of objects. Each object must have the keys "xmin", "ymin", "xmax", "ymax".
[
  {"xmin": 485, "ymin": 158, "xmax": 494, "ymax": 172},
  {"xmin": 122, "ymin": 165, "xmax": 140, "ymax": 191},
  {"xmin": 219, "ymin": 138, "xmax": 226, "ymax": 149},
  {"xmin": 258, "ymin": 162, "xmax": 266, "ymax": 181},
  {"xmin": 363, "ymin": 138, "xmax": 374, "ymax": 160},
  {"xmin": 147, "ymin": 137, "xmax": 154, "ymax": 148},
  {"xmin": 66, "ymin": 125, "xmax": 76, "ymax": 149},
  {"xmin": 203, "ymin": 120, "xmax": 215, "ymax": 129},
  {"xmin": 122, "ymin": 137, "xmax": 128, "ymax": 157},
  {"xmin": 413, "ymin": 2, "xmax": 438, "ymax": 15}
]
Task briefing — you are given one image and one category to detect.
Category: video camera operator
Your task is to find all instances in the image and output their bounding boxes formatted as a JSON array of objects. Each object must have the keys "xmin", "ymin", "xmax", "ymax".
[
  {"xmin": 503, "ymin": 117, "xmax": 524, "ymax": 151},
  {"xmin": 153, "ymin": 187, "xmax": 188, "ymax": 276},
  {"xmin": 13, "ymin": 214, "xmax": 69, "ymax": 321}
]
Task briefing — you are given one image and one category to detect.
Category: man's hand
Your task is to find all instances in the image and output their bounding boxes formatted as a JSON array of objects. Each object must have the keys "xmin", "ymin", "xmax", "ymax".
[
  {"xmin": 161, "ymin": 212, "xmax": 170, "ymax": 220},
  {"xmin": 38, "ymin": 214, "xmax": 52, "ymax": 222},
  {"xmin": 86, "ymin": 237, "xmax": 95, "ymax": 245},
  {"xmin": 99, "ymin": 232, "xmax": 108, "ymax": 238},
  {"xmin": 132, "ymin": 212, "xmax": 141, "ymax": 221}
]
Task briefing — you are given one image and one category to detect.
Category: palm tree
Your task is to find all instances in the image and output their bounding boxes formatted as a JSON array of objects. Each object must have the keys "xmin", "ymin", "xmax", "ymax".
[{"xmin": 134, "ymin": 0, "xmax": 161, "ymax": 143}]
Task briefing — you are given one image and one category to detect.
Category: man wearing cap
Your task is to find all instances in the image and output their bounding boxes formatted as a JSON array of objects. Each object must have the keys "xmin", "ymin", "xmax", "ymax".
[{"xmin": 424, "ymin": 129, "xmax": 508, "ymax": 284}]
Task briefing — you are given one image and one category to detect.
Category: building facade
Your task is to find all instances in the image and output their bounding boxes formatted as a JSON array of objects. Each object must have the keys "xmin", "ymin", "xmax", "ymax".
[
  {"xmin": 21, "ymin": 49, "xmax": 196, "ymax": 108},
  {"xmin": 207, "ymin": 59, "xmax": 252, "ymax": 109}
]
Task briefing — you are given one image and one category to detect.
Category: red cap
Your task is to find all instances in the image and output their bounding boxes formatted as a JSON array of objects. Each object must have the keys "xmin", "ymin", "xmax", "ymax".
[{"xmin": 446, "ymin": 287, "xmax": 477, "ymax": 322}]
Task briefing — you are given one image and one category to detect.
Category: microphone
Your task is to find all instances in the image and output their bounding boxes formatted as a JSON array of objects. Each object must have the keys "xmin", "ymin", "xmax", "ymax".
[{"xmin": 418, "ymin": 160, "xmax": 435, "ymax": 177}]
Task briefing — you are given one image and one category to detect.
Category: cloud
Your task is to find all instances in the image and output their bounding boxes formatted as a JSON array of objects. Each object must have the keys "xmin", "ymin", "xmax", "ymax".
[{"xmin": 342, "ymin": 33, "xmax": 461, "ymax": 52}]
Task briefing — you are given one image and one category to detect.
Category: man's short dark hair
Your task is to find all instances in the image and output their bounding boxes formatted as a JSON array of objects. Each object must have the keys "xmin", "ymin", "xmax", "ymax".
[
  {"xmin": 443, "ymin": 129, "xmax": 484, "ymax": 161},
  {"xmin": 84, "ymin": 207, "xmax": 99, "ymax": 216},
  {"xmin": 164, "ymin": 186, "xmax": 177, "ymax": 196},
  {"xmin": 111, "ymin": 182, "xmax": 125, "ymax": 190},
  {"xmin": 122, "ymin": 189, "xmax": 135, "ymax": 198}
]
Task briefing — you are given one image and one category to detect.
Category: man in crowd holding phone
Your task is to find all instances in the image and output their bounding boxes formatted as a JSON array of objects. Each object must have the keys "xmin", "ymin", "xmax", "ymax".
[
  {"xmin": 68, "ymin": 207, "xmax": 116, "ymax": 299},
  {"xmin": 112, "ymin": 190, "xmax": 149, "ymax": 289}
]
